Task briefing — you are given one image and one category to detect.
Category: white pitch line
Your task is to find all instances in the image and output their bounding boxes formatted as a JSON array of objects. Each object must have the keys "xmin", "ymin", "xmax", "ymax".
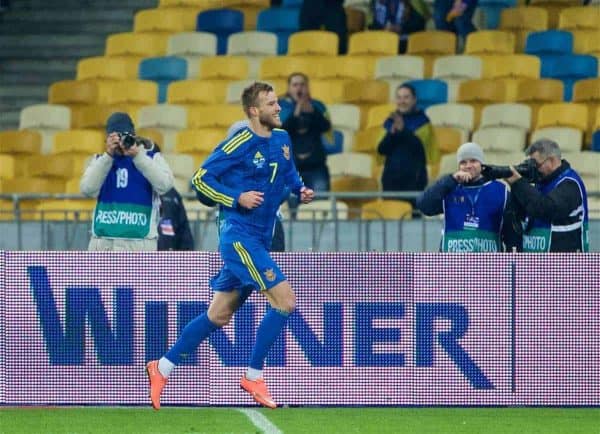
[{"xmin": 236, "ymin": 408, "xmax": 282, "ymax": 434}]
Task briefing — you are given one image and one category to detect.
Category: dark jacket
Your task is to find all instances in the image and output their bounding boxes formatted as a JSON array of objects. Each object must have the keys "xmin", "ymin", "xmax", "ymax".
[
  {"xmin": 158, "ymin": 188, "xmax": 194, "ymax": 251},
  {"xmin": 279, "ymin": 96, "xmax": 332, "ymax": 172},
  {"xmin": 370, "ymin": 0, "xmax": 428, "ymax": 36},
  {"xmin": 510, "ymin": 160, "xmax": 588, "ymax": 252}
]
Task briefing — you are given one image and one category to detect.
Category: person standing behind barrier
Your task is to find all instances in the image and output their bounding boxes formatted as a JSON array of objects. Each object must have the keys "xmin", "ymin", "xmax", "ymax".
[
  {"xmin": 157, "ymin": 187, "xmax": 194, "ymax": 251},
  {"xmin": 299, "ymin": 0, "xmax": 348, "ymax": 54},
  {"xmin": 369, "ymin": 0, "xmax": 429, "ymax": 53},
  {"xmin": 377, "ymin": 83, "xmax": 433, "ymax": 206},
  {"xmin": 145, "ymin": 82, "xmax": 314, "ymax": 410},
  {"xmin": 505, "ymin": 139, "xmax": 589, "ymax": 252},
  {"xmin": 433, "ymin": 0, "xmax": 477, "ymax": 42},
  {"xmin": 416, "ymin": 142, "xmax": 518, "ymax": 252},
  {"xmin": 80, "ymin": 112, "xmax": 174, "ymax": 251}
]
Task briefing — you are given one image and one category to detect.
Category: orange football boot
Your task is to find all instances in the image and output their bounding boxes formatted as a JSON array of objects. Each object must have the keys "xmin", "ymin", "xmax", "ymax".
[
  {"xmin": 145, "ymin": 360, "xmax": 168, "ymax": 410},
  {"xmin": 240, "ymin": 376, "xmax": 277, "ymax": 409}
]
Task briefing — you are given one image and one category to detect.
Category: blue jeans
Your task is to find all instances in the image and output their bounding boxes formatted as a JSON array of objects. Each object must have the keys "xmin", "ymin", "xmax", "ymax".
[{"xmin": 433, "ymin": 0, "xmax": 477, "ymax": 38}]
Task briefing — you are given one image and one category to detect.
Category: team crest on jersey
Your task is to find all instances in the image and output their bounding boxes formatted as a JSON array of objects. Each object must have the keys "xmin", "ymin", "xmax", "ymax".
[
  {"xmin": 253, "ymin": 151, "xmax": 266, "ymax": 168},
  {"xmin": 282, "ymin": 145, "xmax": 290, "ymax": 160},
  {"xmin": 264, "ymin": 268, "xmax": 276, "ymax": 282}
]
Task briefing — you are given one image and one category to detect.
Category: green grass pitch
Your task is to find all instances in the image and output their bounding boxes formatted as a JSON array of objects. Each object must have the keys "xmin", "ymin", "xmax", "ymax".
[{"xmin": 1, "ymin": 407, "xmax": 599, "ymax": 434}]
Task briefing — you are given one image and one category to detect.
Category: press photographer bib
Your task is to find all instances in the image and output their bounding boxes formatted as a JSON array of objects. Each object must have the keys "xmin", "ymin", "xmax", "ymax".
[{"xmin": 93, "ymin": 202, "xmax": 152, "ymax": 238}]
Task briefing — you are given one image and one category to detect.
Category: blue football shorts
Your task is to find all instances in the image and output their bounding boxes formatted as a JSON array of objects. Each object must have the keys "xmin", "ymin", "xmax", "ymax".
[{"xmin": 210, "ymin": 235, "xmax": 286, "ymax": 294}]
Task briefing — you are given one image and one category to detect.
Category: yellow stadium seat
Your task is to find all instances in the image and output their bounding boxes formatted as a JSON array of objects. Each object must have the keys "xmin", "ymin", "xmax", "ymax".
[
  {"xmin": 365, "ymin": 103, "xmax": 395, "ymax": 129},
  {"xmin": 77, "ymin": 56, "xmax": 140, "ymax": 81},
  {"xmin": 175, "ymin": 128, "xmax": 227, "ymax": 153},
  {"xmin": 353, "ymin": 127, "xmax": 385, "ymax": 153},
  {"xmin": 572, "ymin": 30, "xmax": 600, "ymax": 55},
  {"xmin": 530, "ymin": 126, "xmax": 582, "ymax": 152},
  {"xmin": 187, "ymin": 104, "xmax": 245, "ymax": 129},
  {"xmin": 0, "ymin": 177, "xmax": 65, "ymax": 194},
  {"xmin": 102, "ymin": 80, "xmax": 158, "ymax": 106},
  {"xmin": 134, "ymin": 8, "xmax": 187, "ymax": 33},
  {"xmin": 167, "ymin": 79, "xmax": 229, "ymax": 105},
  {"xmin": 159, "ymin": 0, "xmax": 212, "ymax": 7},
  {"xmin": 515, "ymin": 79, "xmax": 564, "ymax": 127},
  {"xmin": 433, "ymin": 126, "xmax": 463, "ymax": 155},
  {"xmin": 558, "ymin": 6, "xmax": 600, "ymax": 31},
  {"xmin": 259, "ymin": 56, "xmax": 319, "ymax": 80},
  {"xmin": 472, "ymin": 127, "xmax": 527, "ymax": 153},
  {"xmin": 227, "ymin": 31, "xmax": 278, "ymax": 56},
  {"xmin": 27, "ymin": 154, "xmax": 89, "ymax": 179},
  {"xmin": 348, "ymin": 30, "xmax": 398, "ymax": 56},
  {"xmin": 295, "ymin": 199, "xmax": 349, "ymax": 221},
  {"xmin": 361, "ymin": 199, "xmax": 413, "ymax": 220},
  {"xmin": 105, "ymin": 33, "xmax": 169, "ymax": 58},
  {"xmin": 573, "ymin": 78, "xmax": 600, "ymax": 141},
  {"xmin": 458, "ymin": 79, "xmax": 508, "ymax": 127},
  {"xmin": 342, "ymin": 80, "xmax": 390, "ymax": 128},
  {"xmin": 0, "ymin": 155, "xmax": 18, "ymax": 179},
  {"xmin": 288, "ymin": 30, "xmax": 339, "ymax": 56},
  {"xmin": 480, "ymin": 54, "xmax": 540, "ymax": 80},
  {"xmin": 53, "ymin": 130, "xmax": 105, "ymax": 155},
  {"xmin": 499, "ymin": 7, "xmax": 548, "ymax": 51},
  {"xmin": 345, "ymin": 6, "xmax": 366, "ymax": 34},
  {"xmin": 34, "ymin": 199, "xmax": 96, "ymax": 221},
  {"xmin": 407, "ymin": 31, "xmax": 457, "ymax": 77},
  {"xmin": 0, "ymin": 130, "xmax": 42, "ymax": 154},
  {"xmin": 199, "ymin": 56, "xmax": 250, "ymax": 80},
  {"xmin": 71, "ymin": 104, "xmax": 142, "ymax": 130},
  {"xmin": 49, "ymin": 80, "xmax": 100, "ymax": 105},
  {"xmin": 425, "ymin": 103, "xmax": 474, "ymax": 142},
  {"xmin": 465, "ymin": 30, "xmax": 515, "ymax": 55},
  {"xmin": 308, "ymin": 79, "xmax": 348, "ymax": 104},
  {"xmin": 535, "ymin": 103, "xmax": 588, "ymax": 131},
  {"xmin": 319, "ymin": 56, "xmax": 377, "ymax": 81},
  {"xmin": 528, "ymin": 0, "xmax": 580, "ymax": 28},
  {"xmin": 331, "ymin": 175, "xmax": 380, "ymax": 217}
]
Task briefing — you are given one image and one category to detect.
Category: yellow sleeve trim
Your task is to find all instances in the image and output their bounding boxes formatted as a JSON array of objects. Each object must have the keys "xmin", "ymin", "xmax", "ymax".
[
  {"xmin": 191, "ymin": 168, "xmax": 235, "ymax": 207},
  {"xmin": 222, "ymin": 130, "xmax": 252, "ymax": 154}
]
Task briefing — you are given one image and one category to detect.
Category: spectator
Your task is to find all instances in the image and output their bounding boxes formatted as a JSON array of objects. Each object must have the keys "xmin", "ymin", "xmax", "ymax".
[
  {"xmin": 158, "ymin": 187, "xmax": 195, "ymax": 251},
  {"xmin": 505, "ymin": 139, "xmax": 589, "ymax": 252},
  {"xmin": 377, "ymin": 83, "xmax": 435, "ymax": 205},
  {"xmin": 417, "ymin": 142, "xmax": 519, "ymax": 252},
  {"xmin": 433, "ymin": 0, "xmax": 477, "ymax": 44},
  {"xmin": 299, "ymin": 0, "xmax": 348, "ymax": 54},
  {"xmin": 80, "ymin": 112, "xmax": 174, "ymax": 251},
  {"xmin": 279, "ymin": 73, "xmax": 332, "ymax": 205},
  {"xmin": 369, "ymin": 0, "xmax": 430, "ymax": 53}
]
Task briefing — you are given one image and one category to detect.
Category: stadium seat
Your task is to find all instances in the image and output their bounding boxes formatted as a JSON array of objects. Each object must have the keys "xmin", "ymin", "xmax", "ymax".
[
  {"xmin": 295, "ymin": 199, "xmax": 349, "ymax": 221},
  {"xmin": 48, "ymin": 80, "xmax": 100, "ymax": 105},
  {"xmin": 259, "ymin": 55, "xmax": 319, "ymax": 80},
  {"xmin": 0, "ymin": 130, "xmax": 42, "ymax": 156},
  {"xmin": 353, "ymin": 126, "xmax": 386, "ymax": 153},
  {"xmin": 77, "ymin": 56, "xmax": 140, "ymax": 81},
  {"xmin": 432, "ymin": 55, "xmax": 482, "ymax": 102},
  {"xmin": 70, "ymin": 104, "xmax": 141, "ymax": 130},
  {"xmin": 572, "ymin": 78, "xmax": 600, "ymax": 144},
  {"xmin": 308, "ymin": 79, "xmax": 348, "ymax": 104},
  {"xmin": 102, "ymin": 80, "xmax": 158, "ymax": 106},
  {"xmin": 568, "ymin": 151, "xmax": 600, "ymax": 192},
  {"xmin": 572, "ymin": 29, "xmax": 600, "ymax": 56},
  {"xmin": 0, "ymin": 155, "xmax": 19, "ymax": 180},
  {"xmin": 342, "ymin": 80, "xmax": 390, "ymax": 127},
  {"xmin": 404, "ymin": 79, "xmax": 448, "ymax": 111},
  {"xmin": 167, "ymin": 79, "xmax": 229, "ymax": 106},
  {"xmin": 457, "ymin": 79, "xmax": 508, "ymax": 127},
  {"xmin": 105, "ymin": 33, "xmax": 169, "ymax": 58},
  {"xmin": 162, "ymin": 152, "xmax": 195, "ymax": 182},
  {"xmin": 187, "ymin": 104, "xmax": 245, "ymax": 129},
  {"xmin": 136, "ymin": 128, "xmax": 164, "ymax": 149},
  {"xmin": 288, "ymin": 30, "xmax": 339, "ymax": 56},
  {"xmin": 183, "ymin": 199, "xmax": 217, "ymax": 221},
  {"xmin": 525, "ymin": 30, "xmax": 573, "ymax": 56},
  {"xmin": 515, "ymin": 78, "xmax": 564, "ymax": 127},
  {"xmin": 256, "ymin": 7, "xmax": 300, "ymax": 54},
  {"xmin": 139, "ymin": 56, "xmax": 187, "ymax": 103},
  {"xmin": 137, "ymin": 104, "xmax": 188, "ymax": 152},
  {"xmin": 196, "ymin": 9, "xmax": 244, "ymax": 55},
  {"xmin": 479, "ymin": 103, "xmax": 532, "ymax": 132},
  {"xmin": 499, "ymin": 6, "xmax": 549, "ymax": 51},
  {"xmin": 438, "ymin": 153, "xmax": 459, "ymax": 177},
  {"xmin": 477, "ymin": 0, "xmax": 518, "ymax": 29},
  {"xmin": 540, "ymin": 55, "xmax": 598, "ymax": 100},
  {"xmin": 0, "ymin": 177, "xmax": 65, "ymax": 194},
  {"xmin": 364, "ymin": 103, "xmax": 395, "ymax": 130},
  {"xmin": 407, "ymin": 31, "xmax": 457, "ymax": 77},
  {"xmin": 375, "ymin": 56, "xmax": 425, "ymax": 100},
  {"xmin": 465, "ymin": 30, "xmax": 516, "ymax": 55},
  {"xmin": 472, "ymin": 127, "xmax": 527, "ymax": 153},
  {"xmin": 175, "ymin": 128, "xmax": 227, "ymax": 154},
  {"xmin": 558, "ymin": 6, "xmax": 600, "ymax": 31},
  {"xmin": 348, "ymin": 30, "xmax": 398, "ymax": 56},
  {"xmin": 328, "ymin": 152, "xmax": 373, "ymax": 178},
  {"xmin": 52, "ymin": 130, "xmax": 105, "ymax": 156},
  {"xmin": 426, "ymin": 103, "xmax": 475, "ymax": 142},
  {"xmin": 19, "ymin": 104, "xmax": 71, "ymax": 154},
  {"xmin": 27, "ymin": 153, "xmax": 89, "ymax": 179},
  {"xmin": 199, "ymin": 55, "xmax": 249, "ymax": 80},
  {"xmin": 34, "ymin": 199, "xmax": 96, "ymax": 221},
  {"xmin": 167, "ymin": 32, "xmax": 217, "ymax": 77},
  {"xmin": 361, "ymin": 199, "xmax": 412, "ymax": 220},
  {"xmin": 328, "ymin": 103, "xmax": 361, "ymax": 151},
  {"xmin": 528, "ymin": 0, "xmax": 581, "ymax": 29},
  {"xmin": 227, "ymin": 31, "xmax": 278, "ymax": 56},
  {"xmin": 433, "ymin": 126, "xmax": 463, "ymax": 155},
  {"xmin": 319, "ymin": 56, "xmax": 376, "ymax": 81},
  {"xmin": 481, "ymin": 54, "xmax": 540, "ymax": 80},
  {"xmin": 134, "ymin": 8, "xmax": 188, "ymax": 34},
  {"xmin": 530, "ymin": 126, "xmax": 583, "ymax": 152},
  {"xmin": 535, "ymin": 102, "xmax": 588, "ymax": 131}
]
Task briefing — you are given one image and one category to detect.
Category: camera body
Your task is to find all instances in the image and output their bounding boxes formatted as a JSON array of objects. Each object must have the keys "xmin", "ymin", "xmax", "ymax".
[
  {"xmin": 481, "ymin": 158, "xmax": 539, "ymax": 183},
  {"xmin": 118, "ymin": 132, "xmax": 137, "ymax": 149}
]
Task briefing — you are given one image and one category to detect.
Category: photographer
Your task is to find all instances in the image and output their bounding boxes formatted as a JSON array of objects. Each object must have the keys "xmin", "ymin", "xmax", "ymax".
[
  {"xmin": 80, "ymin": 112, "xmax": 174, "ymax": 251},
  {"xmin": 417, "ymin": 142, "xmax": 520, "ymax": 252},
  {"xmin": 504, "ymin": 139, "xmax": 589, "ymax": 252}
]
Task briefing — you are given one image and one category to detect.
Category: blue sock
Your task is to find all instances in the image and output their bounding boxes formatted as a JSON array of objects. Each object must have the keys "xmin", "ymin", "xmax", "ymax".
[
  {"xmin": 165, "ymin": 313, "xmax": 218, "ymax": 365},
  {"xmin": 249, "ymin": 308, "xmax": 290, "ymax": 370}
]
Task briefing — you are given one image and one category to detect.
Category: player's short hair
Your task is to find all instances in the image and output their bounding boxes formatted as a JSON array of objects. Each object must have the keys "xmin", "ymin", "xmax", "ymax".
[
  {"xmin": 287, "ymin": 72, "xmax": 309, "ymax": 84},
  {"xmin": 241, "ymin": 82, "xmax": 274, "ymax": 116}
]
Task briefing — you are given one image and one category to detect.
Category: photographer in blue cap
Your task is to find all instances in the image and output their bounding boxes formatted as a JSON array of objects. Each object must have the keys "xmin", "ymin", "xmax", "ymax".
[{"xmin": 80, "ymin": 112, "xmax": 174, "ymax": 250}]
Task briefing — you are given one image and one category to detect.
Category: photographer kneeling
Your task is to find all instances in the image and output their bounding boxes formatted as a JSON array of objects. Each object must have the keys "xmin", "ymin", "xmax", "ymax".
[
  {"xmin": 503, "ymin": 139, "xmax": 589, "ymax": 252},
  {"xmin": 417, "ymin": 142, "xmax": 520, "ymax": 252},
  {"xmin": 81, "ymin": 112, "xmax": 174, "ymax": 251}
]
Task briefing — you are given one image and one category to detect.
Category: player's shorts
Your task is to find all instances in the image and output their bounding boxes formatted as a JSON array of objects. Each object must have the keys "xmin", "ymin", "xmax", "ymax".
[{"xmin": 210, "ymin": 236, "xmax": 286, "ymax": 293}]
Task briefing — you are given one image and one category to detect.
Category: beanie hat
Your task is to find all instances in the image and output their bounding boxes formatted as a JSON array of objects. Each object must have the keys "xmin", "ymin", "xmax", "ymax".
[
  {"xmin": 226, "ymin": 119, "xmax": 250, "ymax": 139},
  {"xmin": 456, "ymin": 142, "xmax": 485, "ymax": 164},
  {"xmin": 106, "ymin": 112, "xmax": 135, "ymax": 135}
]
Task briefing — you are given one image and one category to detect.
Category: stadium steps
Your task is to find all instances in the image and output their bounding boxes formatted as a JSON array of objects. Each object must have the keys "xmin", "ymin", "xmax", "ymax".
[{"xmin": 0, "ymin": 0, "xmax": 158, "ymax": 131}]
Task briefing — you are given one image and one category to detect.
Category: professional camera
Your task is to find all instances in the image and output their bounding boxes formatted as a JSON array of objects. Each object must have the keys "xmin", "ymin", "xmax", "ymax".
[
  {"xmin": 118, "ymin": 132, "xmax": 138, "ymax": 149},
  {"xmin": 481, "ymin": 158, "xmax": 539, "ymax": 182}
]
